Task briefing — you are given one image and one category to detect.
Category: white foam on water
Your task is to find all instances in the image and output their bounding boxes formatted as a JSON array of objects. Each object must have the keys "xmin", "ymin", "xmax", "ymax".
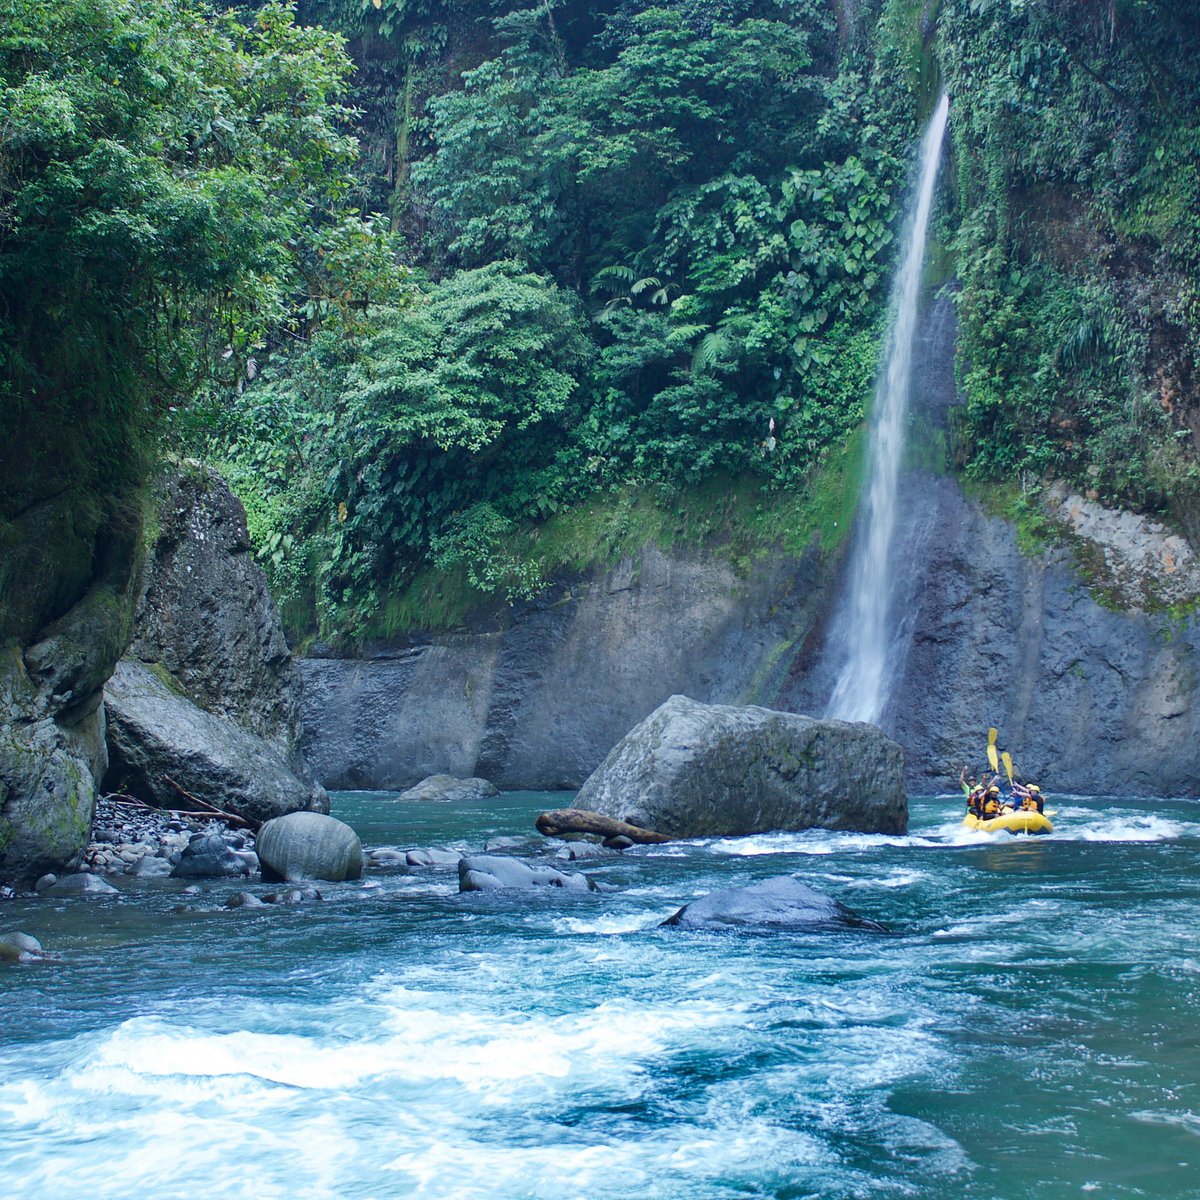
[
  {"xmin": 709, "ymin": 830, "xmax": 944, "ymax": 857},
  {"xmin": 845, "ymin": 869, "xmax": 930, "ymax": 889},
  {"xmin": 1071, "ymin": 813, "xmax": 1193, "ymax": 842},
  {"xmin": 550, "ymin": 912, "xmax": 663, "ymax": 935},
  {"xmin": 1130, "ymin": 1109, "xmax": 1200, "ymax": 1137}
]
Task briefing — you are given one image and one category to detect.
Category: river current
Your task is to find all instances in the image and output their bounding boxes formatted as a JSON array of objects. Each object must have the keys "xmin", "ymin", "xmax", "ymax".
[{"xmin": 3, "ymin": 792, "xmax": 1199, "ymax": 1199}]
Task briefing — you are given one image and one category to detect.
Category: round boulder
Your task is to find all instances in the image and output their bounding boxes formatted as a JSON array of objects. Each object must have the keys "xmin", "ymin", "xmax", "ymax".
[{"xmin": 257, "ymin": 812, "xmax": 363, "ymax": 883}]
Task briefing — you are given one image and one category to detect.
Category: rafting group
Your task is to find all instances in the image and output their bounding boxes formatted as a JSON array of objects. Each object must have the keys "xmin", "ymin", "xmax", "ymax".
[{"xmin": 957, "ymin": 729, "xmax": 1054, "ymax": 835}]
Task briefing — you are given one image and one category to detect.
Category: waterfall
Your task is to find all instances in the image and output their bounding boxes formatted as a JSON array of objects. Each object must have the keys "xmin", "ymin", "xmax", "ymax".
[{"xmin": 827, "ymin": 93, "xmax": 950, "ymax": 725}]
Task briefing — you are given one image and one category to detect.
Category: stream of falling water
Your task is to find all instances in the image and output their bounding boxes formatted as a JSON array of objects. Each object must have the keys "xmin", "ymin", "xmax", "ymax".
[{"xmin": 828, "ymin": 93, "xmax": 950, "ymax": 724}]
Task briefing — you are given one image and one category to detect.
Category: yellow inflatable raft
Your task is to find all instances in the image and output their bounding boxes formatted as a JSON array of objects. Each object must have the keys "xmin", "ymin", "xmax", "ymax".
[{"xmin": 962, "ymin": 810, "xmax": 1054, "ymax": 836}]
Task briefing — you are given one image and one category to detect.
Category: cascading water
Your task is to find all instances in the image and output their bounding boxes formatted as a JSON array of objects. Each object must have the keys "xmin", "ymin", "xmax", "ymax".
[{"xmin": 827, "ymin": 92, "xmax": 950, "ymax": 725}]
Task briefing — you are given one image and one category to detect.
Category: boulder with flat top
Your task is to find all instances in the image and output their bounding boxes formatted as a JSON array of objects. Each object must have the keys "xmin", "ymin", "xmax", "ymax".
[
  {"xmin": 576, "ymin": 695, "xmax": 907, "ymax": 838},
  {"xmin": 662, "ymin": 875, "xmax": 888, "ymax": 932}
]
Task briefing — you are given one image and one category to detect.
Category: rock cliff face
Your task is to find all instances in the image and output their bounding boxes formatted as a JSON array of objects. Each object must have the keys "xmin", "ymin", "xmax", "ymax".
[
  {"xmin": 301, "ymin": 492, "xmax": 1200, "ymax": 798},
  {"xmin": 867, "ymin": 480, "xmax": 1200, "ymax": 795},
  {"xmin": 1, "ymin": 484, "xmax": 143, "ymax": 886},
  {"xmin": 301, "ymin": 542, "xmax": 832, "ymax": 791}
]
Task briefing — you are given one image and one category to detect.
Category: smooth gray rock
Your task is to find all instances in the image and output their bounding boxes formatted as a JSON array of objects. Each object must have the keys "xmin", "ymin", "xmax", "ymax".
[
  {"xmin": 404, "ymin": 848, "xmax": 462, "ymax": 867},
  {"xmin": 225, "ymin": 891, "xmax": 265, "ymax": 909},
  {"xmin": 132, "ymin": 854, "xmax": 173, "ymax": 878},
  {"xmin": 0, "ymin": 931, "xmax": 44, "ymax": 961},
  {"xmin": 34, "ymin": 874, "xmax": 57, "ymax": 893},
  {"xmin": 661, "ymin": 876, "xmax": 887, "ymax": 932},
  {"xmin": 458, "ymin": 854, "xmax": 595, "ymax": 893},
  {"xmin": 105, "ymin": 661, "xmax": 327, "ymax": 826},
  {"xmin": 396, "ymin": 774, "xmax": 499, "ymax": 803},
  {"xmin": 256, "ymin": 812, "xmax": 363, "ymax": 883},
  {"xmin": 42, "ymin": 872, "xmax": 118, "ymax": 897},
  {"xmin": 170, "ymin": 833, "xmax": 250, "ymax": 880},
  {"xmin": 576, "ymin": 695, "xmax": 907, "ymax": 838}
]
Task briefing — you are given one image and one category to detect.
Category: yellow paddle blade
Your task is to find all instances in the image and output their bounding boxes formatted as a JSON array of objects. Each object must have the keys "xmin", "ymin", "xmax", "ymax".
[
  {"xmin": 987, "ymin": 743, "xmax": 999, "ymax": 773},
  {"xmin": 988, "ymin": 727, "xmax": 998, "ymax": 746},
  {"xmin": 1001, "ymin": 750, "xmax": 1014, "ymax": 784}
]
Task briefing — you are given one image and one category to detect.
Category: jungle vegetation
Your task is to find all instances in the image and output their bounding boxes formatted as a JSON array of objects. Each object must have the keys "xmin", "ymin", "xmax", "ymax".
[{"xmin": 4, "ymin": 0, "xmax": 1197, "ymax": 640}]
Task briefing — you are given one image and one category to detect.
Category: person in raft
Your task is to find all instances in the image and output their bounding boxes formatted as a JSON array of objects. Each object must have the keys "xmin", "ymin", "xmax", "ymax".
[
  {"xmin": 960, "ymin": 768, "xmax": 1001, "ymax": 818},
  {"xmin": 1007, "ymin": 781, "xmax": 1045, "ymax": 814}
]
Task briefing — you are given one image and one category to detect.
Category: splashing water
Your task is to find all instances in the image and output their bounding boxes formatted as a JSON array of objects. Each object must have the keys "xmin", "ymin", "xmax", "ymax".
[{"xmin": 828, "ymin": 93, "xmax": 950, "ymax": 724}]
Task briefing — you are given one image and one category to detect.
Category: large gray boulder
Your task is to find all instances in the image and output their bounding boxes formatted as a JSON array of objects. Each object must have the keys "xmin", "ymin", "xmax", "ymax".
[
  {"xmin": 662, "ymin": 876, "xmax": 887, "ymax": 932},
  {"xmin": 576, "ymin": 695, "xmax": 907, "ymax": 838},
  {"xmin": 256, "ymin": 812, "xmax": 363, "ymax": 883},
  {"xmin": 397, "ymin": 774, "xmax": 499, "ymax": 803},
  {"xmin": 126, "ymin": 465, "xmax": 309, "ymax": 769},
  {"xmin": 105, "ymin": 661, "xmax": 327, "ymax": 825}
]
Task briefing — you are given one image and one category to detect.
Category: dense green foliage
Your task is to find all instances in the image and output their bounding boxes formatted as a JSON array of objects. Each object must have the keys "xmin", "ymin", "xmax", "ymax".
[
  {"xmin": 10, "ymin": 0, "xmax": 1198, "ymax": 642},
  {"xmin": 941, "ymin": 0, "xmax": 1200, "ymax": 521},
  {"xmin": 206, "ymin": 0, "xmax": 921, "ymax": 635},
  {"xmin": 0, "ymin": 0, "xmax": 398, "ymax": 519}
]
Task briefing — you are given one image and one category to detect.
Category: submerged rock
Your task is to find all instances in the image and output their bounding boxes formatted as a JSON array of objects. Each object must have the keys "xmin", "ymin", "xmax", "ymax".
[
  {"xmin": 661, "ymin": 876, "xmax": 887, "ymax": 932},
  {"xmin": 0, "ymin": 932, "xmax": 45, "ymax": 962},
  {"xmin": 41, "ymin": 872, "xmax": 119, "ymax": 897},
  {"xmin": 404, "ymin": 848, "xmax": 462, "ymax": 867},
  {"xmin": 576, "ymin": 695, "xmax": 907, "ymax": 838},
  {"xmin": 256, "ymin": 812, "xmax": 363, "ymax": 883},
  {"xmin": 458, "ymin": 854, "xmax": 595, "ymax": 893},
  {"xmin": 397, "ymin": 774, "xmax": 499, "ymax": 803}
]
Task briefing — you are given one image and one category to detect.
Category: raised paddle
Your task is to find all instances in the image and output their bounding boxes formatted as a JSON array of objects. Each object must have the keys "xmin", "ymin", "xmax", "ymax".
[
  {"xmin": 1002, "ymin": 750, "xmax": 1014, "ymax": 785},
  {"xmin": 987, "ymin": 741, "xmax": 999, "ymax": 774}
]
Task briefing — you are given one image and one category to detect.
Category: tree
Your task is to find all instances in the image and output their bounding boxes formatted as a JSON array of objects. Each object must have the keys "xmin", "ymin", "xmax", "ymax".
[{"xmin": 0, "ymin": 0, "xmax": 396, "ymax": 513}]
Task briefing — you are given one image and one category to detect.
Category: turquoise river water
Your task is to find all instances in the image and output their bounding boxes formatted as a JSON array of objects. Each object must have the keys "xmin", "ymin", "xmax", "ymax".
[{"xmin": 2, "ymin": 792, "xmax": 1199, "ymax": 1199}]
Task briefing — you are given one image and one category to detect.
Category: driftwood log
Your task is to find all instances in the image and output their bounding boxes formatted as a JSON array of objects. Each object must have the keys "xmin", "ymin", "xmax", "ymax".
[{"xmin": 535, "ymin": 807, "xmax": 672, "ymax": 844}]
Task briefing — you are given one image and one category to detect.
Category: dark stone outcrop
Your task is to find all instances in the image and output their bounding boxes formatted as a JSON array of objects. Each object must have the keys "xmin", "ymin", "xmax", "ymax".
[
  {"xmin": 103, "ymin": 467, "xmax": 327, "ymax": 823},
  {"xmin": 396, "ymin": 774, "xmax": 499, "ymax": 803},
  {"xmin": 171, "ymin": 832, "xmax": 252, "ymax": 880},
  {"xmin": 106, "ymin": 661, "xmax": 327, "ymax": 825},
  {"xmin": 256, "ymin": 812, "xmax": 363, "ymax": 883},
  {"xmin": 1, "ymin": 486, "xmax": 143, "ymax": 886},
  {"xmin": 575, "ymin": 695, "xmax": 908, "ymax": 838},
  {"xmin": 661, "ymin": 876, "xmax": 887, "ymax": 932},
  {"xmin": 125, "ymin": 466, "xmax": 308, "ymax": 770},
  {"xmin": 457, "ymin": 854, "xmax": 596, "ymax": 893}
]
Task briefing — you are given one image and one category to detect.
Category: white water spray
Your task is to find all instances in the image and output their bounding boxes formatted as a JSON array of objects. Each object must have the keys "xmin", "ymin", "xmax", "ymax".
[{"xmin": 827, "ymin": 93, "xmax": 950, "ymax": 725}]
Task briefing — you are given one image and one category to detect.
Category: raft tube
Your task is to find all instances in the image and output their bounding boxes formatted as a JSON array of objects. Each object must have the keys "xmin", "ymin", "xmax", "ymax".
[{"xmin": 962, "ymin": 811, "xmax": 1054, "ymax": 836}]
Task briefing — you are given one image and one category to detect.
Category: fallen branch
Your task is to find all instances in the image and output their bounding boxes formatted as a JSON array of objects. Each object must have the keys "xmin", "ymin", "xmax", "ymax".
[
  {"xmin": 535, "ymin": 808, "xmax": 672, "ymax": 845},
  {"xmin": 162, "ymin": 776, "xmax": 259, "ymax": 830}
]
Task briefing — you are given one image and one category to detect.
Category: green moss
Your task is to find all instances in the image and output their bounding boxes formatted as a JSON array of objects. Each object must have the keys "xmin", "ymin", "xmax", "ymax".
[
  {"xmin": 962, "ymin": 478, "xmax": 1061, "ymax": 558},
  {"xmin": 357, "ymin": 432, "xmax": 866, "ymax": 638},
  {"xmin": 145, "ymin": 660, "xmax": 189, "ymax": 698}
]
